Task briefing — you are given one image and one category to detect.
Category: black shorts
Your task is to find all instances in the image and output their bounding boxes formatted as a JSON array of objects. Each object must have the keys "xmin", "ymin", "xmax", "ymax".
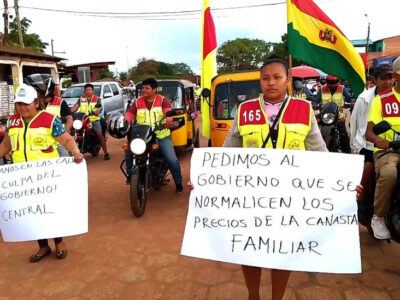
[{"xmin": 359, "ymin": 148, "xmax": 374, "ymax": 163}]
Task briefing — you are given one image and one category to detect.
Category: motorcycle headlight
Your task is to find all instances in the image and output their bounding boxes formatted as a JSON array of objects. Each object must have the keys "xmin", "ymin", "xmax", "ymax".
[
  {"xmin": 130, "ymin": 138, "xmax": 146, "ymax": 155},
  {"xmin": 73, "ymin": 120, "xmax": 83, "ymax": 130},
  {"xmin": 322, "ymin": 113, "xmax": 335, "ymax": 125}
]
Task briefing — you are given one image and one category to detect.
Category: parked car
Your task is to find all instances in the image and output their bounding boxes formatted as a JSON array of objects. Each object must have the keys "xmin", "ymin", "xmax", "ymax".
[{"xmin": 62, "ymin": 81, "xmax": 128, "ymax": 118}]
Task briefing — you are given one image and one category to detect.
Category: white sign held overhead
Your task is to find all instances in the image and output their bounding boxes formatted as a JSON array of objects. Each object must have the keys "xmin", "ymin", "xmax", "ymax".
[
  {"xmin": 0, "ymin": 157, "xmax": 88, "ymax": 242},
  {"xmin": 181, "ymin": 148, "xmax": 364, "ymax": 274}
]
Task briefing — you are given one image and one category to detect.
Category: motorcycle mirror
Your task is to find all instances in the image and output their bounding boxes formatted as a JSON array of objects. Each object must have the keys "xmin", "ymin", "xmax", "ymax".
[
  {"xmin": 373, "ymin": 121, "xmax": 392, "ymax": 135},
  {"xmin": 166, "ymin": 110, "xmax": 177, "ymax": 117},
  {"xmin": 201, "ymin": 88, "xmax": 211, "ymax": 98}
]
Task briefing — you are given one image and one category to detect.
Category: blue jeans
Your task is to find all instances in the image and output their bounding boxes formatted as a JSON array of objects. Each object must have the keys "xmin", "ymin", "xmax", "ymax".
[{"xmin": 125, "ymin": 136, "xmax": 182, "ymax": 186}]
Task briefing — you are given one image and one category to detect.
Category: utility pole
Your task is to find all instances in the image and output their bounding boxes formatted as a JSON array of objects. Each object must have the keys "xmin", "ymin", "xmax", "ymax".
[
  {"xmin": 14, "ymin": 0, "xmax": 24, "ymax": 48},
  {"xmin": 50, "ymin": 39, "xmax": 66, "ymax": 57},
  {"xmin": 2, "ymin": 0, "xmax": 9, "ymax": 45},
  {"xmin": 364, "ymin": 14, "xmax": 371, "ymax": 85}
]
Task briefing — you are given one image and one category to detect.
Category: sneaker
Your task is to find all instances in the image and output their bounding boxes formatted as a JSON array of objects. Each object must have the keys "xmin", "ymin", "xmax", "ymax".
[
  {"xmin": 371, "ymin": 215, "xmax": 391, "ymax": 239},
  {"xmin": 104, "ymin": 153, "xmax": 110, "ymax": 160},
  {"xmin": 175, "ymin": 184, "xmax": 183, "ymax": 193}
]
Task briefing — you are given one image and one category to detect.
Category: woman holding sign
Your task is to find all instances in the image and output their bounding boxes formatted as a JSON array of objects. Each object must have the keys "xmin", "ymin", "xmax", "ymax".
[
  {"xmin": 222, "ymin": 57, "xmax": 329, "ymax": 300},
  {"xmin": 0, "ymin": 84, "xmax": 84, "ymax": 263}
]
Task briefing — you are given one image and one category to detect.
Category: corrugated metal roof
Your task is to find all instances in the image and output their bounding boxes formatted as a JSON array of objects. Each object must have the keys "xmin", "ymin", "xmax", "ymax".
[
  {"xmin": 66, "ymin": 62, "xmax": 115, "ymax": 68},
  {"xmin": 351, "ymin": 39, "xmax": 373, "ymax": 46},
  {"xmin": 0, "ymin": 45, "xmax": 64, "ymax": 61}
]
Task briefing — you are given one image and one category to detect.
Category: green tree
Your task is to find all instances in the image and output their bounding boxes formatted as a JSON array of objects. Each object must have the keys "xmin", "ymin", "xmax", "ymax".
[
  {"xmin": 217, "ymin": 38, "xmax": 273, "ymax": 73},
  {"xmin": 159, "ymin": 62, "xmax": 174, "ymax": 76},
  {"xmin": 97, "ymin": 67, "xmax": 115, "ymax": 80},
  {"xmin": 128, "ymin": 57, "xmax": 194, "ymax": 82},
  {"xmin": 171, "ymin": 62, "xmax": 193, "ymax": 75},
  {"xmin": 118, "ymin": 71, "xmax": 129, "ymax": 81},
  {"xmin": 270, "ymin": 34, "xmax": 303, "ymax": 67},
  {"xmin": 8, "ymin": 17, "xmax": 48, "ymax": 53}
]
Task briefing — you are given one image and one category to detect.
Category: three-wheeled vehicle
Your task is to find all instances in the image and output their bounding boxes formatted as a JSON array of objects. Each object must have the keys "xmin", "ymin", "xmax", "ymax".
[
  {"xmin": 136, "ymin": 79, "xmax": 200, "ymax": 151},
  {"xmin": 203, "ymin": 71, "xmax": 261, "ymax": 147}
]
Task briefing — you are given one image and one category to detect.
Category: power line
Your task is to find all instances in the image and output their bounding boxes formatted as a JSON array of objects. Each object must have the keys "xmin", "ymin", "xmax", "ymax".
[{"xmin": 14, "ymin": 2, "xmax": 286, "ymax": 19}]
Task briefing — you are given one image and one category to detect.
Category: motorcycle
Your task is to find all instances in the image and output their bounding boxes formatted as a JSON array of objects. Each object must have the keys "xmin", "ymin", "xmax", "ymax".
[
  {"xmin": 70, "ymin": 112, "xmax": 101, "ymax": 156},
  {"xmin": 120, "ymin": 110, "xmax": 176, "ymax": 217},
  {"xmin": 358, "ymin": 120, "xmax": 400, "ymax": 243},
  {"xmin": 316, "ymin": 102, "xmax": 351, "ymax": 153}
]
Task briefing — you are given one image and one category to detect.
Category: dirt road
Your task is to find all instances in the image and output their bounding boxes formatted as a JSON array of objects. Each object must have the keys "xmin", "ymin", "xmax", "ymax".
[{"xmin": 1, "ymin": 134, "xmax": 400, "ymax": 299}]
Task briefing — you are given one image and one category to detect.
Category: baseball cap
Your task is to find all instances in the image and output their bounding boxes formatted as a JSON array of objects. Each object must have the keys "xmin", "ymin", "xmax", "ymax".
[
  {"xmin": 14, "ymin": 84, "xmax": 38, "ymax": 104},
  {"xmin": 374, "ymin": 60, "xmax": 393, "ymax": 78},
  {"xmin": 392, "ymin": 56, "xmax": 400, "ymax": 74}
]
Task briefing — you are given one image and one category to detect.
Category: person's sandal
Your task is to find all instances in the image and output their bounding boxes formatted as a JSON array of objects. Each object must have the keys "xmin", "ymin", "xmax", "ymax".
[
  {"xmin": 55, "ymin": 242, "xmax": 68, "ymax": 260},
  {"xmin": 56, "ymin": 249, "xmax": 68, "ymax": 260},
  {"xmin": 30, "ymin": 247, "xmax": 51, "ymax": 263}
]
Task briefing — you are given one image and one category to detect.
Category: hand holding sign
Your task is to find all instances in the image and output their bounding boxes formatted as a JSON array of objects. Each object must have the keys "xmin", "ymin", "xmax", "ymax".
[{"xmin": 0, "ymin": 157, "xmax": 88, "ymax": 242}]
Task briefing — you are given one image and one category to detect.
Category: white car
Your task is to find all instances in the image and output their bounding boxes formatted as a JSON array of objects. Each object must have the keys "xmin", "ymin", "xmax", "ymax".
[{"xmin": 62, "ymin": 81, "xmax": 128, "ymax": 117}]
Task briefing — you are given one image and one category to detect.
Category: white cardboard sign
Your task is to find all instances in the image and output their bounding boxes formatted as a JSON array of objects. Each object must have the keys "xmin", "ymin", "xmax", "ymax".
[
  {"xmin": 0, "ymin": 157, "xmax": 88, "ymax": 242},
  {"xmin": 181, "ymin": 148, "xmax": 364, "ymax": 274}
]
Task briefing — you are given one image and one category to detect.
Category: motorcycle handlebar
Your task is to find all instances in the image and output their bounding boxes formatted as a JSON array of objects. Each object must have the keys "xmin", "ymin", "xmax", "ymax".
[{"xmin": 389, "ymin": 141, "xmax": 400, "ymax": 151}]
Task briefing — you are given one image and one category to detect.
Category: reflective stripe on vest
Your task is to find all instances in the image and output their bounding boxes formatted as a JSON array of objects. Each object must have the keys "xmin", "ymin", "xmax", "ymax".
[
  {"xmin": 45, "ymin": 96, "xmax": 63, "ymax": 117},
  {"xmin": 375, "ymin": 89, "xmax": 400, "ymax": 151},
  {"xmin": 7, "ymin": 111, "xmax": 59, "ymax": 163},
  {"xmin": 237, "ymin": 96, "xmax": 312, "ymax": 149},
  {"xmin": 321, "ymin": 85, "xmax": 344, "ymax": 106},
  {"xmin": 136, "ymin": 94, "xmax": 170, "ymax": 139},
  {"xmin": 79, "ymin": 95, "xmax": 101, "ymax": 122}
]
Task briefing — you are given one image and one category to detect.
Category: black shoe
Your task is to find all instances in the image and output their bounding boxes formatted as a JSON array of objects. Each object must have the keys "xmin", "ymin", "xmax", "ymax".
[
  {"xmin": 104, "ymin": 153, "xmax": 110, "ymax": 160},
  {"xmin": 176, "ymin": 184, "xmax": 183, "ymax": 193},
  {"xmin": 30, "ymin": 247, "xmax": 51, "ymax": 263}
]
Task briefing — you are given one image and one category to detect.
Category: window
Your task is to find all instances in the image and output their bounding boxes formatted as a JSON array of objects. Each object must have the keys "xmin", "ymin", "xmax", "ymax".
[
  {"xmin": 110, "ymin": 84, "xmax": 119, "ymax": 96},
  {"xmin": 157, "ymin": 83, "xmax": 184, "ymax": 109},
  {"xmin": 103, "ymin": 85, "xmax": 112, "ymax": 96},
  {"xmin": 213, "ymin": 80, "xmax": 261, "ymax": 120}
]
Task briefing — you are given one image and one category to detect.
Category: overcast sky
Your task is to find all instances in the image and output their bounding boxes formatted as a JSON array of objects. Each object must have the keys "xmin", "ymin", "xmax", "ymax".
[{"xmin": 4, "ymin": 0, "xmax": 400, "ymax": 75}]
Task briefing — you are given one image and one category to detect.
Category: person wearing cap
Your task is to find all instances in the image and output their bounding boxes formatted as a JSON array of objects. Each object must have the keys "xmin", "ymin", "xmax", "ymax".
[
  {"xmin": 366, "ymin": 56, "xmax": 400, "ymax": 239},
  {"xmin": 24, "ymin": 74, "xmax": 73, "ymax": 157},
  {"xmin": 0, "ymin": 84, "xmax": 84, "ymax": 262},
  {"xmin": 72, "ymin": 83, "xmax": 110, "ymax": 160},
  {"xmin": 314, "ymin": 75, "xmax": 353, "ymax": 153},
  {"xmin": 350, "ymin": 63, "xmax": 394, "ymax": 215}
]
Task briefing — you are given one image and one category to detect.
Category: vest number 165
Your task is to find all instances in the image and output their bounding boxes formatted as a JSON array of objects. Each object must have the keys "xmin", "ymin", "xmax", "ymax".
[{"xmin": 243, "ymin": 110, "xmax": 261, "ymax": 122}]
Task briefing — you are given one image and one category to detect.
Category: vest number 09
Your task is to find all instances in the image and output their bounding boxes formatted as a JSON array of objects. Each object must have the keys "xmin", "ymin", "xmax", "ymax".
[
  {"xmin": 243, "ymin": 109, "xmax": 261, "ymax": 122},
  {"xmin": 385, "ymin": 102, "xmax": 399, "ymax": 115}
]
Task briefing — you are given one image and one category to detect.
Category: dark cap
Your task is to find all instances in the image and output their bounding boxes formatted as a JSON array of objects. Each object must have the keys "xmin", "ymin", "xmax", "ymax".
[{"xmin": 374, "ymin": 61, "xmax": 393, "ymax": 78}]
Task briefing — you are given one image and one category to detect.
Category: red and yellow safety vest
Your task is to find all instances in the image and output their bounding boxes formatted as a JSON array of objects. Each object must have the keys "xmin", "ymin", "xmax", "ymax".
[
  {"xmin": 321, "ymin": 84, "xmax": 344, "ymax": 106},
  {"xmin": 237, "ymin": 96, "xmax": 312, "ymax": 149},
  {"xmin": 136, "ymin": 95, "xmax": 170, "ymax": 140},
  {"xmin": 7, "ymin": 111, "xmax": 59, "ymax": 163},
  {"xmin": 44, "ymin": 96, "xmax": 63, "ymax": 118},
  {"xmin": 374, "ymin": 89, "xmax": 400, "ymax": 148},
  {"xmin": 79, "ymin": 95, "xmax": 101, "ymax": 122}
]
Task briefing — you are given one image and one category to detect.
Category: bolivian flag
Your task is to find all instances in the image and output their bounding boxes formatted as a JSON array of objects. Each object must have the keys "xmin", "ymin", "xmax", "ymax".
[
  {"xmin": 201, "ymin": 0, "xmax": 217, "ymax": 139},
  {"xmin": 287, "ymin": 0, "xmax": 365, "ymax": 96}
]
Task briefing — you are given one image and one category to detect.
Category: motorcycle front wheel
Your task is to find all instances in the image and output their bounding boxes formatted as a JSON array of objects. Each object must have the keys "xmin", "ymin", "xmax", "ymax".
[
  {"xmin": 130, "ymin": 173, "xmax": 147, "ymax": 217},
  {"xmin": 323, "ymin": 134, "xmax": 338, "ymax": 152}
]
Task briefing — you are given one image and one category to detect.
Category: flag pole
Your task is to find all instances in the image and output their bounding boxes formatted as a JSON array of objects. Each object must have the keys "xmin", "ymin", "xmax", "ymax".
[{"xmin": 288, "ymin": 54, "xmax": 293, "ymax": 96}]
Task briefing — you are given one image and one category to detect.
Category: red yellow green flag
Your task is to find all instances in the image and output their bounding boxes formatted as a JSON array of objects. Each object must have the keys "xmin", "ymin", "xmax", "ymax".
[
  {"xmin": 287, "ymin": 0, "xmax": 365, "ymax": 96},
  {"xmin": 201, "ymin": 0, "xmax": 217, "ymax": 139}
]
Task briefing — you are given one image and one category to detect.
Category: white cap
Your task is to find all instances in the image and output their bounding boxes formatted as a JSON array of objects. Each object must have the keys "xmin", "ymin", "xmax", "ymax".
[
  {"xmin": 14, "ymin": 84, "xmax": 38, "ymax": 104},
  {"xmin": 393, "ymin": 57, "xmax": 400, "ymax": 74}
]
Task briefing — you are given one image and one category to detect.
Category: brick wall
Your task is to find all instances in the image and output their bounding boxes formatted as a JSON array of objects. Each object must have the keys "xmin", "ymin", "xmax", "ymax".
[{"xmin": 383, "ymin": 36, "xmax": 400, "ymax": 57}]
